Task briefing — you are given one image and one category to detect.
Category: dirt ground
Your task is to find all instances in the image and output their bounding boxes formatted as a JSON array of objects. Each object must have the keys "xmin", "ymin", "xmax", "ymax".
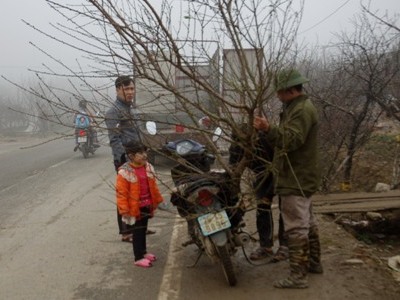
[
  {"xmin": 240, "ymin": 181, "xmax": 400, "ymax": 299},
  {"xmin": 321, "ymin": 214, "xmax": 399, "ymax": 287},
  {"xmin": 260, "ymin": 206, "xmax": 400, "ymax": 298}
]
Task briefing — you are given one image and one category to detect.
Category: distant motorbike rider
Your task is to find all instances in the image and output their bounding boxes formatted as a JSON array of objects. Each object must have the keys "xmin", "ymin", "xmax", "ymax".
[{"xmin": 73, "ymin": 100, "xmax": 99, "ymax": 152}]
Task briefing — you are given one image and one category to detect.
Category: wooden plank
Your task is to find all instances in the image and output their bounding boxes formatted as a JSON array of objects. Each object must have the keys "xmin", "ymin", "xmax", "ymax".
[
  {"xmin": 312, "ymin": 190, "xmax": 400, "ymax": 213},
  {"xmin": 314, "ymin": 199, "xmax": 400, "ymax": 213},
  {"xmin": 313, "ymin": 190, "xmax": 400, "ymax": 201},
  {"xmin": 313, "ymin": 196, "xmax": 400, "ymax": 206}
]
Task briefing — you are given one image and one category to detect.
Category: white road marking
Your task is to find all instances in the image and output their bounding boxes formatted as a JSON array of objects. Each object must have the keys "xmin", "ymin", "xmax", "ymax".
[
  {"xmin": 49, "ymin": 157, "xmax": 74, "ymax": 168},
  {"xmin": 157, "ymin": 216, "xmax": 186, "ymax": 300}
]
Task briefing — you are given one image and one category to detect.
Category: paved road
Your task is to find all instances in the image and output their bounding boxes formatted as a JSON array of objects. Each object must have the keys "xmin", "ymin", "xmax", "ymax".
[
  {"xmin": 0, "ymin": 136, "xmax": 173, "ymax": 299},
  {"xmin": 1, "ymin": 135, "xmax": 399, "ymax": 299}
]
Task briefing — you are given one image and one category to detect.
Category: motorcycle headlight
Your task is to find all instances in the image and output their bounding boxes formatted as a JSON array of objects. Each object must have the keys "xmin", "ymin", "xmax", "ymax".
[{"xmin": 176, "ymin": 140, "xmax": 194, "ymax": 155}]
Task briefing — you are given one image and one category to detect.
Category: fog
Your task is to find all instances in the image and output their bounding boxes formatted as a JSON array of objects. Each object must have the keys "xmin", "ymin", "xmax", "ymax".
[{"xmin": 0, "ymin": 0, "xmax": 399, "ymax": 101}]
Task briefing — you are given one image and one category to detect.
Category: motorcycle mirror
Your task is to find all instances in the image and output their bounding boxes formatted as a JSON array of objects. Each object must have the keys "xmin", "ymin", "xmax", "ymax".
[
  {"xmin": 212, "ymin": 127, "xmax": 222, "ymax": 142},
  {"xmin": 146, "ymin": 121, "xmax": 157, "ymax": 135}
]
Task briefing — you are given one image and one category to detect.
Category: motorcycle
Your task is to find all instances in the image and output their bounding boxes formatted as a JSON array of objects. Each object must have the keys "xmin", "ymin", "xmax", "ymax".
[
  {"xmin": 76, "ymin": 128, "xmax": 99, "ymax": 158},
  {"xmin": 165, "ymin": 129, "xmax": 249, "ymax": 286}
]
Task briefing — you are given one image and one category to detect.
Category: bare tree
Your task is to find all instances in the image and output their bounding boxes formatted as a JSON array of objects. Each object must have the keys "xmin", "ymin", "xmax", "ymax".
[
  {"xmin": 5, "ymin": 0, "xmax": 308, "ymax": 199},
  {"xmin": 5, "ymin": 0, "xmax": 400, "ymax": 196},
  {"xmin": 361, "ymin": 1, "xmax": 400, "ymax": 119},
  {"xmin": 308, "ymin": 8, "xmax": 400, "ymax": 191},
  {"xmin": 362, "ymin": 1, "xmax": 400, "ymax": 34}
]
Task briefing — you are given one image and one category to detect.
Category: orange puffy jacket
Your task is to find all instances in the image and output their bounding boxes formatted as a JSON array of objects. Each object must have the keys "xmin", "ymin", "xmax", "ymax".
[{"xmin": 116, "ymin": 162, "xmax": 164, "ymax": 218}]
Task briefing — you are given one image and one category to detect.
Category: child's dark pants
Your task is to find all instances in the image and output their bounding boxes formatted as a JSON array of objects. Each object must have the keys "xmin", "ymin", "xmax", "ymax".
[{"xmin": 132, "ymin": 206, "xmax": 151, "ymax": 261}]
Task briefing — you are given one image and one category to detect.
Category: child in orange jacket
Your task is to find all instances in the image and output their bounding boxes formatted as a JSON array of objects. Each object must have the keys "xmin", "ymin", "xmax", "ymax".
[{"xmin": 116, "ymin": 141, "xmax": 164, "ymax": 268}]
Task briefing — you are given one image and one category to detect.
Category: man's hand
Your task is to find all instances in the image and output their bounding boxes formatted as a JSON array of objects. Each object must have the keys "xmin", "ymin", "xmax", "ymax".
[
  {"xmin": 114, "ymin": 160, "xmax": 122, "ymax": 171},
  {"xmin": 253, "ymin": 116, "xmax": 270, "ymax": 132},
  {"xmin": 122, "ymin": 215, "xmax": 136, "ymax": 225}
]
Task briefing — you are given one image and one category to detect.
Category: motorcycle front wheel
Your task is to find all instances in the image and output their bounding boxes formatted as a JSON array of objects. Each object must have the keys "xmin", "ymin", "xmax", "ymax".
[{"xmin": 216, "ymin": 245, "xmax": 237, "ymax": 286}]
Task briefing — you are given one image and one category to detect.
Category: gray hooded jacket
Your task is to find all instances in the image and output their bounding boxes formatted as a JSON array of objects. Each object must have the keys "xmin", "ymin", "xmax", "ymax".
[{"xmin": 105, "ymin": 97, "xmax": 141, "ymax": 162}]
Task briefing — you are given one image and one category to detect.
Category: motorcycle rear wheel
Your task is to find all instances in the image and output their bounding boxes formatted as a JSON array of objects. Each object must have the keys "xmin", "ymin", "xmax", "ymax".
[
  {"xmin": 216, "ymin": 245, "xmax": 237, "ymax": 286},
  {"xmin": 81, "ymin": 144, "xmax": 89, "ymax": 158}
]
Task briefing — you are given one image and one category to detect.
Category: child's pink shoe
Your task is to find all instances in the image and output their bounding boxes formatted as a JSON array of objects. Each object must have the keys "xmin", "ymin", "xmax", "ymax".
[
  {"xmin": 144, "ymin": 253, "xmax": 157, "ymax": 262},
  {"xmin": 134, "ymin": 258, "xmax": 152, "ymax": 268}
]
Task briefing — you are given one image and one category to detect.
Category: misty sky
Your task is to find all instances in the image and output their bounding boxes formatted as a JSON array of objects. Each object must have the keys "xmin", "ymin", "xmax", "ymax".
[{"xmin": 0, "ymin": 0, "xmax": 399, "ymax": 92}]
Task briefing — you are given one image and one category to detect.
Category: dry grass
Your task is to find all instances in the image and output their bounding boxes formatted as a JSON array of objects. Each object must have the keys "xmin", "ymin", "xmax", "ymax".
[
  {"xmin": 323, "ymin": 133, "xmax": 400, "ymax": 193},
  {"xmin": 351, "ymin": 134, "xmax": 399, "ymax": 192}
]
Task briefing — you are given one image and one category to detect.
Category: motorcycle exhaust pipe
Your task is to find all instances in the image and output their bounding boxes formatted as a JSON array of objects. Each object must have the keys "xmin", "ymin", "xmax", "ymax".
[{"xmin": 234, "ymin": 232, "xmax": 250, "ymax": 246}]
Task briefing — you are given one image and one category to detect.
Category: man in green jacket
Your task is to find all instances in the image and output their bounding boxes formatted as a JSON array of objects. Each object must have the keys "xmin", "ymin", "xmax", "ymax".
[{"xmin": 253, "ymin": 69, "xmax": 323, "ymax": 289}]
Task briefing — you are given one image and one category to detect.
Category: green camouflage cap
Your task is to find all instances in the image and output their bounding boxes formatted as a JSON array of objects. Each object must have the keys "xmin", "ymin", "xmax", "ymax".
[{"xmin": 274, "ymin": 69, "xmax": 309, "ymax": 91}]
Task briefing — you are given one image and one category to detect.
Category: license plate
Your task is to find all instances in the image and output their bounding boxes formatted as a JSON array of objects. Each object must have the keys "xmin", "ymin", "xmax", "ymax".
[
  {"xmin": 78, "ymin": 136, "xmax": 87, "ymax": 143},
  {"xmin": 197, "ymin": 210, "xmax": 231, "ymax": 236}
]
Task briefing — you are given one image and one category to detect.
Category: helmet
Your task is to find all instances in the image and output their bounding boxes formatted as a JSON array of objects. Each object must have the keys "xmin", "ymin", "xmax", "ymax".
[
  {"xmin": 198, "ymin": 116, "xmax": 212, "ymax": 128},
  {"xmin": 274, "ymin": 69, "xmax": 309, "ymax": 91},
  {"xmin": 79, "ymin": 100, "xmax": 87, "ymax": 109}
]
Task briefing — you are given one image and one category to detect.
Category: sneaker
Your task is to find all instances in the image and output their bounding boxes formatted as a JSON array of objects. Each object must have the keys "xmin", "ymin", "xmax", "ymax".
[
  {"xmin": 144, "ymin": 253, "xmax": 157, "ymax": 262},
  {"xmin": 73, "ymin": 145, "xmax": 79, "ymax": 152},
  {"xmin": 271, "ymin": 246, "xmax": 289, "ymax": 263},
  {"xmin": 249, "ymin": 247, "xmax": 273, "ymax": 261},
  {"xmin": 134, "ymin": 258, "xmax": 152, "ymax": 268}
]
